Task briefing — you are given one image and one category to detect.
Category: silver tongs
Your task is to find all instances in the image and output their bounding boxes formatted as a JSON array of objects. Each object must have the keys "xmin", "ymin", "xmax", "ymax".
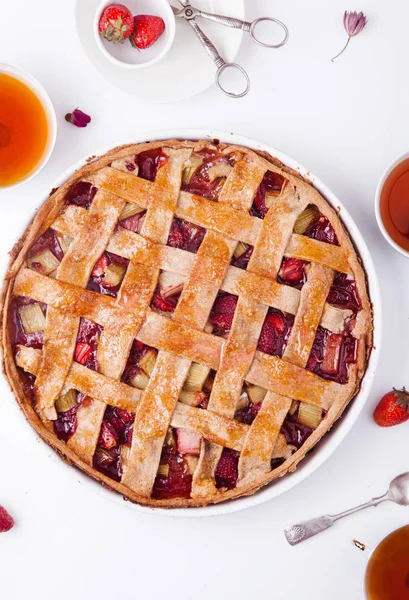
[{"xmin": 173, "ymin": 1, "xmax": 289, "ymax": 98}]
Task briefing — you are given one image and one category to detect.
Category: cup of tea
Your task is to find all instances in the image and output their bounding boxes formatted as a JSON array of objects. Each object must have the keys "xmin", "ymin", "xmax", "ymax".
[
  {"xmin": 0, "ymin": 63, "xmax": 57, "ymax": 189},
  {"xmin": 365, "ymin": 524, "xmax": 409, "ymax": 599},
  {"xmin": 375, "ymin": 151, "xmax": 409, "ymax": 257}
]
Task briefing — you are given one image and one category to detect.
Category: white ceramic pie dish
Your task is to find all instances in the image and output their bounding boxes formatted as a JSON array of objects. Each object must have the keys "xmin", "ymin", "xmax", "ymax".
[{"xmin": 9, "ymin": 129, "xmax": 381, "ymax": 517}]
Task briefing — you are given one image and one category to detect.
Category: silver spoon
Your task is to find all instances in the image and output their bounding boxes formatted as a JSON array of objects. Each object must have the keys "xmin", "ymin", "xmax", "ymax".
[{"xmin": 284, "ymin": 472, "xmax": 409, "ymax": 546}]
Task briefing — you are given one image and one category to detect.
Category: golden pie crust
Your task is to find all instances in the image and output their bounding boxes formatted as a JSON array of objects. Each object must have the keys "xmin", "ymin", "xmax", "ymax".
[{"xmin": 1, "ymin": 140, "xmax": 373, "ymax": 508}]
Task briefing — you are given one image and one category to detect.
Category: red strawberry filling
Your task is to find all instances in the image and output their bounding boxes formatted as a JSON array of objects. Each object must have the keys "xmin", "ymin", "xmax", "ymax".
[
  {"xmin": 121, "ymin": 340, "xmax": 151, "ymax": 384},
  {"xmin": 135, "ymin": 148, "xmax": 168, "ymax": 182},
  {"xmin": 230, "ymin": 245, "xmax": 254, "ymax": 270},
  {"xmin": 151, "ymin": 284, "xmax": 180, "ymax": 314},
  {"xmin": 64, "ymin": 181, "xmax": 97, "ymax": 209},
  {"xmin": 87, "ymin": 251, "xmax": 129, "ymax": 298},
  {"xmin": 209, "ymin": 292, "xmax": 238, "ymax": 334},
  {"xmin": 304, "ymin": 214, "xmax": 339, "ymax": 245},
  {"xmin": 235, "ymin": 398, "xmax": 261, "ymax": 425},
  {"xmin": 257, "ymin": 309, "xmax": 294, "ymax": 357},
  {"xmin": 327, "ymin": 272, "xmax": 361, "ymax": 312},
  {"xmin": 27, "ymin": 228, "xmax": 64, "ymax": 263},
  {"xmin": 93, "ymin": 406, "xmax": 135, "ymax": 481},
  {"xmin": 307, "ymin": 326, "xmax": 357, "ymax": 384},
  {"xmin": 251, "ymin": 171, "xmax": 285, "ymax": 218},
  {"xmin": 152, "ymin": 435, "xmax": 192, "ymax": 500},
  {"xmin": 215, "ymin": 448, "xmax": 239, "ymax": 490},
  {"xmin": 181, "ymin": 149, "xmax": 235, "ymax": 201},
  {"xmin": 167, "ymin": 217, "xmax": 206, "ymax": 253},
  {"xmin": 280, "ymin": 413, "xmax": 313, "ymax": 449},
  {"xmin": 277, "ymin": 257, "xmax": 307, "ymax": 289},
  {"xmin": 73, "ymin": 318, "xmax": 103, "ymax": 371},
  {"xmin": 53, "ymin": 391, "xmax": 86, "ymax": 442}
]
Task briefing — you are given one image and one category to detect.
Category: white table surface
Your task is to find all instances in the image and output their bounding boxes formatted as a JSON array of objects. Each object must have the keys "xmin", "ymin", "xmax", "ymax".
[{"xmin": 1, "ymin": 0, "xmax": 409, "ymax": 598}]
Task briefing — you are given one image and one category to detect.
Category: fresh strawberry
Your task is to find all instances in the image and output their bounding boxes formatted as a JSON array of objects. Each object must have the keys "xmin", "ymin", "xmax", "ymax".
[
  {"xmin": 130, "ymin": 14, "xmax": 165, "ymax": 49},
  {"xmin": 215, "ymin": 449, "xmax": 239, "ymax": 489},
  {"xmin": 0, "ymin": 506, "xmax": 14, "ymax": 533},
  {"xmin": 209, "ymin": 293, "xmax": 238, "ymax": 331},
  {"xmin": 99, "ymin": 3, "xmax": 134, "ymax": 43},
  {"xmin": 74, "ymin": 342, "xmax": 92, "ymax": 365},
  {"xmin": 373, "ymin": 388, "xmax": 409, "ymax": 427},
  {"xmin": 98, "ymin": 421, "xmax": 119, "ymax": 449}
]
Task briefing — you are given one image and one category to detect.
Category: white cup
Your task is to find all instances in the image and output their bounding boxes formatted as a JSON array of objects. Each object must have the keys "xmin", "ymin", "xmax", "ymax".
[
  {"xmin": 0, "ymin": 63, "xmax": 57, "ymax": 190},
  {"xmin": 374, "ymin": 150, "xmax": 409, "ymax": 259}
]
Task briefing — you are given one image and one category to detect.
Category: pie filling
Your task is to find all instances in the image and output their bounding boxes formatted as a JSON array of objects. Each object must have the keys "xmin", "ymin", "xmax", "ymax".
[{"xmin": 6, "ymin": 143, "xmax": 369, "ymax": 503}]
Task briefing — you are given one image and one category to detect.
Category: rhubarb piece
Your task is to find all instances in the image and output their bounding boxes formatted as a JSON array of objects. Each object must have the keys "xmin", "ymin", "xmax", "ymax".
[
  {"xmin": 289, "ymin": 400, "xmax": 299, "ymax": 415},
  {"xmin": 236, "ymin": 391, "xmax": 249, "ymax": 412},
  {"xmin": 182, "ymin": 155, "xmax": 203, "ymax": 183},
  {"xmin": 129, "ymin": 368, "xmax": 149, "ymax": 390},
  {"xmin": 208, "ymin": 163, "xmax": 232, "ymax": 182},
  {"xmin": 281, "ymin": 413, "xmax": 313, "ymax": 449},
  {"xmin": 184, "ymin": 363, "xmax": 210, "ymax": 392},
  {"xmin": 118, "ymin": 202, "xmax": 145, "ymax": 221},
  {"xmin": 305, "ymin": 214, "xmax": 339, "ymax": 245},
  {"xmin": 298, "ymin": 402, "xmax": 322, "ymax": 429},
  {"xmin": 26, "ymin": 249, "xmax": 60, "ymax": 275},
  {"xmin": 252, "ymin": 171, "xmax": 285, "ymax": 218},
  {"xmin": 55, "ymin": 231, "xmax": 73, "ymax": 255},
  {"xmin": 158, "ymin": 463, "xmax": 170, "ymax": 477},
  {"xmin": 233, "ymin": 241, "xmax": 249, "ymax": 259},
  {"xmin": 159, "ymin": 271, "xmax": 185, "ymax": 299},
  {"xmin": 0, "ymin": 506, "xmax": 14, "ymax": 533},
  {"xmin": 247, "ymin": 384, "xmax": 267, "ymax": 405},
  {"xmin": 321, "ymin": 332, "xmax": 343, "ymax": 376},
  {"xmin": 294, "ymin": 205, "xmax": 320, "ymax": 234},
  {"xmin": 74, "ymin": 342, "xmax": 92, "ymax": 365},
  {"xmin": 176, "ymin": 428, "xmax": 201, "ymax": 455},
  {"xmin": 19, "ymin": 303, "xmax": 46, "ymax": 333},
  {"xmin": 139, "ymin": 348, "xmax": 157, "ymax": 376},
  {"xmin": 203, "ymin": 373, "xmax": 214, "ymax": 392},
  {"xmin": 185, "ymin": 455, "xmax": 199, "ymax": 475},
  {"xmin": 264, "ymin": 188, "xmax": 281, "ymax": 209},
  {"xmin": 93, "ymin": 447, "xmax": 116, "ymax": 470},
  {"xmin": 179, "ymin": 390, "xmax": 208, "ymax": 407},
  {"xmin": 103, "ymin": 262, "xmax": 126, "ymax": 287},
  {"xmin": 55, "ymin": 389, "xmax": 77, "ymax": 413},
  {"xmin": 164, "ymin": 428, "xmax": 176, "ymax": 449}
]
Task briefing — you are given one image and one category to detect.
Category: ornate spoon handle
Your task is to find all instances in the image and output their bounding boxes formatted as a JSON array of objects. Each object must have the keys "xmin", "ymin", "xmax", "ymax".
[{"xmin": 284, "ymin": 493, "xmax": 390, "ymax": 546}]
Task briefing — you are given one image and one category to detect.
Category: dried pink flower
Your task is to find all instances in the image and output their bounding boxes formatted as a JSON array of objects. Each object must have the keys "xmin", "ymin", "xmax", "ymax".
[
  {"xmin": 65, "ymin": 108, "xmax": 91, "ymax": 128},
  {"xmin": 331, "ymin": 11, "xmax": 367, "ymax": 62}
]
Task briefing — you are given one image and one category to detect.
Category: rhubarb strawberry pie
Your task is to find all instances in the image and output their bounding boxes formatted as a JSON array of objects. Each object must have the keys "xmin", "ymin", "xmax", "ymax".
[{"xmin": 1, "ymin": 140, "xmax": 373, "ymax": 508}]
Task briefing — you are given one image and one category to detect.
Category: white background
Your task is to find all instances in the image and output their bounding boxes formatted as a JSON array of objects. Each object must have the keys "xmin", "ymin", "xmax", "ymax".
[{"xmin": 1, "ymin": 0, "xmax": 409, "ymax": 598}]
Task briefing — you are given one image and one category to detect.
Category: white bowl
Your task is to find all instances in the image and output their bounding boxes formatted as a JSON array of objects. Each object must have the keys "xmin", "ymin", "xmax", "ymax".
[
  {"xmin": 374, "ymin": 149, "xmax": 409, "ymax": 259},
  {"xmin": 12, "ymin": 129, "xmax": 381, "ymax": 517},
  {"xmin": 0, "ymin": 63, "xmax": 57, "ymax": 190},
  {"xmin": 94, "ymin": 0, "xmax": 175, "ymax": 69}
]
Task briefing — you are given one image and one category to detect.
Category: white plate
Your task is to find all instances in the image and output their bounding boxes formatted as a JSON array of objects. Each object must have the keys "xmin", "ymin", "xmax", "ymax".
[
  {"xmin": 18, "ymin": 129, "xmax": 381, "ymax": 517},
  {"xmin": 75, "ymin": 0, "xmax": 245, "ymax": 102}
]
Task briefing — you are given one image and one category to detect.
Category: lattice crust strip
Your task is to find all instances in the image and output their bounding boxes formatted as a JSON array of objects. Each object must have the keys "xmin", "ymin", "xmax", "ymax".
[{"xmin": 4, "ymin": 140, "xmax": 372, "ymax": 508}]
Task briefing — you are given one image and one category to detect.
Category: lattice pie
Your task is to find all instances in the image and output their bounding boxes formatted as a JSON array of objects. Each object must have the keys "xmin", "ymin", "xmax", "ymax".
[{"xmin": 1, "ymin": 140, "xmax": 373, "ymax": 507}]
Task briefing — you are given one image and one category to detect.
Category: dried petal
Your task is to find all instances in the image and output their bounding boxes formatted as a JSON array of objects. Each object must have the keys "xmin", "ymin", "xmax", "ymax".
[
  {"xmin": 343, "ymin": 10, "xmax": 367, "ymax": 36},
  {"xmin": 65, "ymin": 108, "xmax": 91, "ymax": 128}
]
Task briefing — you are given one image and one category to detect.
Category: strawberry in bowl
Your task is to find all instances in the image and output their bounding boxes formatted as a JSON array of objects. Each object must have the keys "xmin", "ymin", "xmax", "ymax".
[
  {"xmin": 94, "ymin": 0, "xmax": 175, "ymax": 69},
  {"xmin": 99, "ymin": 3, "xmax": 134, "ymax": 43}
]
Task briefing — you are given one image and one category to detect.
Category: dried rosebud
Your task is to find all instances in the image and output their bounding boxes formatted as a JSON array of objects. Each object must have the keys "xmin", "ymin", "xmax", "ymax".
[
  {"xmin": 343, "ymin": 11, "xmax": 367, "ymax": 36},
  {"xmin": 65, "ymin": 108, "xmax": 91, "ymax": 128},
  {"xmin": 332, "ymin": 11, "xmax": 367, "ymax": 62}
]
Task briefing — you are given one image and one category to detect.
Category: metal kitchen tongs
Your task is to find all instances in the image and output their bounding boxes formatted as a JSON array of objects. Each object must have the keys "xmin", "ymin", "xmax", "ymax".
[{"xmin": 173, "ymin": 1, "xmax": 289, "ymax": 98}]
